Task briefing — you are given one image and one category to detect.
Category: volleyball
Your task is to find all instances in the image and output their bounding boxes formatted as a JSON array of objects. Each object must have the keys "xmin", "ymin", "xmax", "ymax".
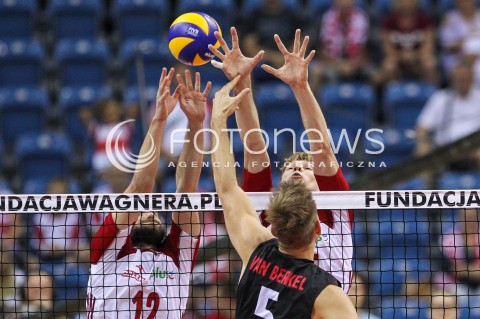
[{"xmin": 168, "ymin": 12, "xmax": 222, "ymax": 66}]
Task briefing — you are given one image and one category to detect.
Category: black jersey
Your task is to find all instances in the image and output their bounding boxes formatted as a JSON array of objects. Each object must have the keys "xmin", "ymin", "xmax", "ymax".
[{"xmin": 236, "ymin": 238, "xmax": 340, "ymax": 319}]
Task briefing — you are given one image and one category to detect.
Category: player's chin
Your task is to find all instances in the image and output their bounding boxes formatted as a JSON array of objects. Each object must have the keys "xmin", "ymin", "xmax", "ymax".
[{"xmin": 289, "ymin": 176, "xmax": 305, "ymax": 184}]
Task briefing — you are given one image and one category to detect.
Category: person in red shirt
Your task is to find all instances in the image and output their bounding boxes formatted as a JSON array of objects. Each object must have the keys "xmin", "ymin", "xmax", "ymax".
[
  {"xmin": 379, "ymin": 0, "xmax": 438, "ymax": 84},
  {"xmin": 209, "ymin": 28, "xmax": 353, "ymax": 292}
]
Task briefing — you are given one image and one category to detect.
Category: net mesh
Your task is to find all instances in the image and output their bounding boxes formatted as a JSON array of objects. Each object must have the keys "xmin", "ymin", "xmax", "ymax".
[{"xmin": 1, "ymin": 194, "xmax": 480, "ymax": 319}]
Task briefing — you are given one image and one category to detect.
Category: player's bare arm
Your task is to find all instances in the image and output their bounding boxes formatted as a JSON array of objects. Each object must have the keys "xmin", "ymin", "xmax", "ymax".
[
  {"xmin": 211, "ymin": 75, "xmax": 273, "ymax": 265},
  {"xmin": 312, "ymin": 285, "xmax": 358, "ymax": 319},
  {"xmin": 209, "ymin": 27, "xmax": 270, "ymax": 173},
  {"xmin": 173, "ymin": 70, "xmax": 212, "ymax": 237},
  {"xmin": 262, "ymin": 29, "xmax": 339, "ymax": 176},
  {"xmin": 113, "ymin": 67, "xmax": 182, "ymax": 229}
]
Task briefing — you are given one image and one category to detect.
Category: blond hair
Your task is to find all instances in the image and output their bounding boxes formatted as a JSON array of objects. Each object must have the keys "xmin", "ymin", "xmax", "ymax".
[
  {"xmin": 266, "ymin": 179, "xmax": 317, "ymax": 248},
  {"xmin": 280, "ymin": 152, "xmax": 314, "ymax": 173}
]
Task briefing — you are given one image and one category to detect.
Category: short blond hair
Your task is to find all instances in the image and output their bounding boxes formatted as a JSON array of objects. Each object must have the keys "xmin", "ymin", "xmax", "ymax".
[
  {"xmin": 266, "ymin": 179, "xmax": 317, "ymax": 248},
  {"xmin": 280, "ymin": 152, "xmax": 313, "ymax": 173}
]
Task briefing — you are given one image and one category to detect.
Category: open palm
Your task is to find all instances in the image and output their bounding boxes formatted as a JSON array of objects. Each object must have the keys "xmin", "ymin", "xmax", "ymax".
[
  {"xmin": 156, "ymin": 67, "xmax": 182, "ymax": 121},
  {"xmin": 176, "ymin": 70, "xmax": 211, "ymax": 123},
  {"xmin": 261, "ymin": 29, "xmax": 315, "ymax": 88},
  {"xmin": 208, "ymin": 27, "xmax": 264, "ymax": 81}
]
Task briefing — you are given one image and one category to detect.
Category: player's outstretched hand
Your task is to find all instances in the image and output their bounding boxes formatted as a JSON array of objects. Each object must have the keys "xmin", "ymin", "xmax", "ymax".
[
  {"xmin": 212, "ymin": 75, "xmax": 251, "ymax": 121},
  {"xmin": 155, "ymin": 67, "xmax": 182, "ymax": 122},
  {"xmin": 208, "ymin": 27, "xmax": 264, "ymax": 81},
  {"xmin": 176, "ymin": 70, "xmax": 211, "ymax": 123},
  {"xmin": 261, "ymin": 29, "xmax": 315, "ymax": 89}
]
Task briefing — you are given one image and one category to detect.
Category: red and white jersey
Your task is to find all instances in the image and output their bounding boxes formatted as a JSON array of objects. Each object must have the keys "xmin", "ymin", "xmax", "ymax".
[
  {"xmin": 87, "ymin": 213, "xmax": 200, "ymax": 318},
  {"xmin": 243, "ymin": 166, "xmax": 353, "ymax": 293}
]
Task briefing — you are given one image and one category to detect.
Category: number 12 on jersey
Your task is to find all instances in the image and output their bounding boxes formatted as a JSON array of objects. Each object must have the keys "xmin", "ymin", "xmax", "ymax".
[
  {"xmin": 132, "ymin": 290, "xmax": 160, "ymax": 319},
  {"xmin": 255, "ymin": 286, "xmax": 280, "ymax": 319}
]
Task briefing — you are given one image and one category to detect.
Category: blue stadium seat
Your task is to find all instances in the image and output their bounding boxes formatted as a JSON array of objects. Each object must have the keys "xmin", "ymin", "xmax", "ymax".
[
  {"xmin": 375, "ymin": 210, "xmax": 430, "ymax": 248},
  {"xmin": 47, "ymin": 0, "xmax": 102, "ymax": 40},
  {"xmin": 372, "ymin": 0, "xmax": 432, "ymax": 17},
  {"xmin": 383, "ymin": 81, "xmax": 436, "ymax": 130},
  {"xmin": 55, "ymin": 39, "xmax": 110, "ymax": 87},
  {"xmin": 177, "ymin": 0, "xmax": 235, "ymax": 29},
  {"xmin": 119, "ymin": 39, "xmax": 172, "ymax": 87},
  {"xmin": 0, "ymin": 87, "xmax": 48, "ymax": 144},
  {"xmin": 390, "ymin": 177, "xmax": 428, "ymax": 190},
  {"xmin": 0, "ymin": 177, "xmax": 11, "ymax": 194},
  {"xmin": 438, "ymin": 171, "xmax": 480, "ymax": 189},
  {"xmin": 0, "ymin": 40, "xmax": 45, "ymax": 88},
  {"xmin": 0, "ymin": 0, "xmax": 37, "ymax": 39},
  {"xmin": 23, "ymin": 177, "xmax": 81, "ymax": 194},
  {"xmin": 307, "ymin": 0, "xmax": 366, "ymax": 17},
  {"xmin": 369, "ymin": 259, "xmax": 406, "ymax": 297},
  {"xmin": 320, "ymin": 82, "xmax": 375, "ymax": 131},
  {"xmin": 379, "ymin": 297, "xmax": 428, "ymax": 319},
  {"xmin": 15, "ymin": 132, "xmax": 72, "ymax": 182},
  {"xmin": 365, "ymin": 127, "xmax": 416, "ymax": 168},
  {"xmin": 255, "ymin": 82, "xmax": 299, "ymax": 131},
  {"xmin": 123, "ymin": 85, "xmax": 158, "ymax": 106},
  {"xmin": 58, "ymin": 86, "xmax": 111, "ymax": 144},
  {"xmin": 112, "ymin": 0, "xmax": 170, "ymax": 42},
  {"xmin": 241, "ymin": 0, "xmax": 301, "ymax": 15}
]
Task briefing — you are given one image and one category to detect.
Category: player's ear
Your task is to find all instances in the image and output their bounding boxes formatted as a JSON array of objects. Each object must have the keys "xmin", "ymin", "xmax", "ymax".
[
  {"xmin": 314, "ymin": 220, "xmax": 321, "ymax": 236},
  {"xmin": 271, "ymin": 227, "xmax": 278, "ymax": 238}
]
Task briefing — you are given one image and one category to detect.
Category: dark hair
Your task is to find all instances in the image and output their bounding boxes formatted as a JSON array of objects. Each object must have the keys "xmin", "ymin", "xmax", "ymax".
[{"xmin": 131, "ymin": 222, "xmax": 166, "ymax": 250}]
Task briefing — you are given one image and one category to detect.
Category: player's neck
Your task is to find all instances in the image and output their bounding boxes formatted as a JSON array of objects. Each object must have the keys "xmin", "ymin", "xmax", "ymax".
[{"xmin": 279, "ymin": 244, "xmax": 314, "ymax": 261}]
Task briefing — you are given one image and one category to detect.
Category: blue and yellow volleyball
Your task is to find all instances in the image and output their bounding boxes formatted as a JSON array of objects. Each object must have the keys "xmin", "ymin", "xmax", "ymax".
[{"xmin": 168, "ymin": 12, "xmax": 222, "ymax": 66}]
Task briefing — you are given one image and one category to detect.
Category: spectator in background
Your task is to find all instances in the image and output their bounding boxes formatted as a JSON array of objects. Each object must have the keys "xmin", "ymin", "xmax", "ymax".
[
  {"xmin": 240, "ymin": 0, "xmax": 304, "ymax": 81},
  {"xmin": 17, "ymin": 270, "xmax": 63, "ymax": 319},
  {"xmin": 434, "ymin": 209, "xmax": 480, "ymax": 306},
  {"xmin": 428, "ymin": 289, "xmax": 458, "ymax": 319},
  {"xmin": 79, "ymin": 99, "xmax": 137, "ymax": 173},
  {"xmin": 440, "ymin": 0, "xmax": 480, "ymax": 80},
  {"xmin": 349, "ymin": 272, "xmax": 381, "ymax": 319},
  {"xmin": 28, "ymin": 177, "xmax": 90, "ymax": 305},
  {"xmin": 313, "ymin": 0, "xmax": 371, "ymax": 89},
  {"xmin": 378, "ymin": 0, "xmax": 437, "ymax": 84},
  {"xmin": 416, "ymin": 61, "xmax": 480, "ymax": 170}
]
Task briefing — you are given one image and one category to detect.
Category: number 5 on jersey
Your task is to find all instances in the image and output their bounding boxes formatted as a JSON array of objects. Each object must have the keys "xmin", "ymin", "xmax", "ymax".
[{"xmin": 255, "ymin": 286, "xmax": 280, "ymax": 319}]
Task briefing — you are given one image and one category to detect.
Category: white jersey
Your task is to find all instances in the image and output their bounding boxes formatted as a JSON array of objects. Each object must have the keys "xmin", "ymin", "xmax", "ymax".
[
  {"xmin": 259, "ymin": 208, "xmax": 353, "ymax": 293},
  {"xmin": 87, "ymin": 213, "xmax": 199, "ymax": 318}
]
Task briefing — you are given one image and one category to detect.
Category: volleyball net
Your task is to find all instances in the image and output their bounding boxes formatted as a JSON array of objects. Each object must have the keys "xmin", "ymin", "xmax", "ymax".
[{"xmin": 1, "ymin": 190, "xmax": 480, "ymax": 318}]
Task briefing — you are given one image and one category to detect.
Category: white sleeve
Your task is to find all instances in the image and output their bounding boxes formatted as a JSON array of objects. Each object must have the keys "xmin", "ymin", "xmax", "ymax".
[{"xmin": 416, "ymin": 91, "xmax": 447, "ymax": 131}]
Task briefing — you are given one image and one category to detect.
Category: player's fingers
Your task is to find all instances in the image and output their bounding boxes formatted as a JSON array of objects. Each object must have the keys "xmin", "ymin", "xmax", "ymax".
[
  {"xmin": 252, "ymin": 50, "xmax": 265, "ymax": 65},
  {"xmin": 208, "ymin": 44, "xmax": 225, "ymax": 60},
  {"xmin": 211, "ymin": 60, "xmax": 224, "ymax": 69},
  {"xmin": 195, "ymin": 72, "xmax": 201, "ymax": 92},
  {"xmin": 215, "ymin": 31, "xmax": 230, "ymax": 53},
  {"xmin": 231, "ymin": 27, "xmax": 240, "ymax": 49},
  {"xmin": 234, "ymin": 88, "xmax": 251, "ymax": 103},
  {"xmin": 274, "ymin": 34, "xmax": 289, "ymax": 56},
  {"xmin": 203, "ymin": 81, "xmax": 212, "ymax": 97},
  {"xmin": 300, "ymin": 35, "xmax": 309, "ymax": 57},
  {"xmin": 172, "ymin": 84, "xmax": 183, "ymax": 99},
  {"xmin": 223, "ymin": 74, "xmax": 242, "ymax": 92},
  {"xmin": 176, "ymin": 73, "xmax": 186, "ymax": 87},
  {"xmin": 185, "ymin": 69, "xmax": 194, "ymax": 91},
  {"xmin": 159, "ymin": 67, "xmax": 167, "ymax": 87},
  {"xmin": 293, "ymin": 29, "xmax": 301, "ymax": 53},
  {"xmin": 305, "ymin": 50, "xmax": 316, "ymax": 64},
  {"xmin": 261, "ymin": 64, "xmax": 278, "ymax": 76}
]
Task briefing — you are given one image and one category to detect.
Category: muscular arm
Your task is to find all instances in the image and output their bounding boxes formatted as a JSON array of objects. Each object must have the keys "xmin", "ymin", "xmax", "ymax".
[
  {"xmin": 262, "ymin": 29, "xmax": 338, "ymax": 176},
  {"xmin": 112, "ymin": 68, "xmax": 181, "ymax": 229},
  {"xmin": 173, "ymin": 121, "xmax": 202, "ymax": 236},
  {"xmin": 313, "ymin": 285, "xmax": 358, "ymax": 319},
  {"xmin": 209, "ymin": 27, "xmax": 269, "ymax": 173},
  {"xmin": 211, "ymin": 76, "xmax": 273, "ymax": 265}
]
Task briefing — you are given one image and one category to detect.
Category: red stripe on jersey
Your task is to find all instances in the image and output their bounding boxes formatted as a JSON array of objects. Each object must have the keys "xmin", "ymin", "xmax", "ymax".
[
  {"xmin": 90, "ymin": 213, "xmax": 120, "ymax": 264},
  {"xmin": 242, "ymin": 166, "xmax": 273, "ymax": 192},
  {"xmin": 159, "ymin": 222, "xmax": 183, "ymax": 268}
]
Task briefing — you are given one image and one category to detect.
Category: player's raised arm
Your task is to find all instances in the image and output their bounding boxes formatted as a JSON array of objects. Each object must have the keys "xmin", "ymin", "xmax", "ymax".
[
  {"xmin": 113, "ymin": 67, "xmax": 182, "ymax": 229},
  {"xmin": 209, "ymin": 27, "xmax": 269, "ymax": 173},
  {"xmin": 172, "ymin": 70, "xmax": 212, "ymax": 237},
  {"xmin": 211, "ymin": 76, "xmax": 273, "ymax": 264},
  {"xmin": 262, "ymin": 29, "xmax": 339, "ymax": 176}
]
